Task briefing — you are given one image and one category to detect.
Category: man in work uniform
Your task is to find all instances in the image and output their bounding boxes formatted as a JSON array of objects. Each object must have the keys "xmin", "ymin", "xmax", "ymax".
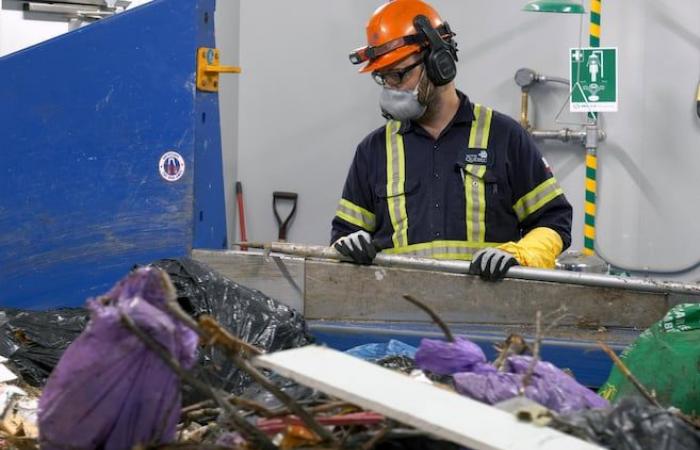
[{"xmin": 332, "ymin": 0, "xmax": 572, "ymax": 281}]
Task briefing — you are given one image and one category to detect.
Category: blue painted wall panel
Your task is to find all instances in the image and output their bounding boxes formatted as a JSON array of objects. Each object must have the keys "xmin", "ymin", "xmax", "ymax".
[
  {"xmin": 194, "ymin": 0, "xmax": 228, "ymax": 249},
  {"xmin": 0, "ymin": 0, "xmax": 227, "ymax": 308}
]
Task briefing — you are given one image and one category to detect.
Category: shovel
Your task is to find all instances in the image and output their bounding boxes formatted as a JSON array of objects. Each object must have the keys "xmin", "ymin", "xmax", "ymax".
[{"xmin": 272, "ymin": 191, "xmax": 298, "ymax": 241}]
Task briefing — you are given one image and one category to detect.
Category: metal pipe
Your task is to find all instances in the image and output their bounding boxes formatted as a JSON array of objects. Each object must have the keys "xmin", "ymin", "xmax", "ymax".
[
  {"xmin": 25, "ymin": 2, "xmax": 102, "ymax": 14},
  {"xmin": 583, "ymin": 0, "xmax": 602, "ymax": 256},
  {"xmin": 27, "ymin": 0, "xmax": 112, "ymax": 5},
  {"xmin": 530, "ymin": 128, "xmax": 605, "ymax": 143},
  {"xmin": 531, "ymin": 129, "xmax": 584, "ymax": 142},
  {"xmin": 520, "ymin": 91, "xmax": 530, "ymax": 130},
  {"xmin": 535, "ymin": 74, "xmax": 569, "ymax": 86},
  {"xmin": 238, "ymin": 242, "xmax": 700, "ymax": 297}
]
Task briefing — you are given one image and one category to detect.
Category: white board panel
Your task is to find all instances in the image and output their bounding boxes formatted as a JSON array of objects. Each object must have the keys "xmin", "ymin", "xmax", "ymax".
[{"xmin": 254, "ymin": 346, "xmax": 603, "ymax": 450}]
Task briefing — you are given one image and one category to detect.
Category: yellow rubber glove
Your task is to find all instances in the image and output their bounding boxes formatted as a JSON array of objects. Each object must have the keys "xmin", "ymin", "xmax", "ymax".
[{"xmin": 496, "ymin": 227, "xmax": 563, "ymax": 269}]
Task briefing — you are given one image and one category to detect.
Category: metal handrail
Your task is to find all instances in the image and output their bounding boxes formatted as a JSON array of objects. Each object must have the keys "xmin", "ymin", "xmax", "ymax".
[{"xmin": 235, "ymin": 242, "xmax": 700, "ymax": 297}]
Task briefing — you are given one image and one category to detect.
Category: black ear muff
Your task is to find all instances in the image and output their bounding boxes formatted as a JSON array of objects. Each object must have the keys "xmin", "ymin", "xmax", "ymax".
[{"xmin": 413, "ymin": 15, "xmax": 457, "ymax": 87}]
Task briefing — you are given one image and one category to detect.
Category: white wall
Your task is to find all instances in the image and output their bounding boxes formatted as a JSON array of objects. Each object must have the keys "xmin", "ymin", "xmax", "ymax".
[
  {"xmin": 235, "ymin": 0, "xmax": 700, "ymax": 281},
  {"xmin": 215, "ymin": 0, "xmax": 240, "ymax": 248},
  {"xmin": 0, "ymin": 0, "xmax": 153, "ymax": 56},
  {"xmin": 1, "ymin": 0, "xmax": 70, "ymax": 56}
]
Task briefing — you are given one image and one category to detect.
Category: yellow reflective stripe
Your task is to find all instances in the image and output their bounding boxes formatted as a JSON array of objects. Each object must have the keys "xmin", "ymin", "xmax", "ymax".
[
  {"xmin": 513, "ymin": 177, "xmax": 564, "ymax": 221},
  {"xmin": 468, "ymin": 104, "xmax": 493, "ymax": 150},
  {"xmin": 477, "ymin": 167, "xmax": 486, "ymax": 242},
  {"xmin": 464, "ymin": 104, "xmax": 492, "ymax": 242},
  {"xmin": 386, "ymin": 120, "xmax": 408, "ymax": 248},
  {"xmin": 480, "ymin": 107, "xmax": 493, "ymax": 149},
  {"xmin": 335, "ymin": 199, "xmax": 376, "ymax": 231},
  {"xmin": 468, "ymin": 104, "xmax": 483, "ymax": 148},
  {"xmin": 464, "ymin": 164, "xmax": 487, "ymax": 242},
  {"xmin": 384, "ymin": 240, "xmax": 502, "ymax": 260}
]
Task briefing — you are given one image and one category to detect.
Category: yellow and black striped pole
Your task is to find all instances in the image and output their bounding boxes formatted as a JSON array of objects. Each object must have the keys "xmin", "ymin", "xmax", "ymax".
[{"xmin": 583, "ymin": 0, "xmax": 601, "ymax": 256}]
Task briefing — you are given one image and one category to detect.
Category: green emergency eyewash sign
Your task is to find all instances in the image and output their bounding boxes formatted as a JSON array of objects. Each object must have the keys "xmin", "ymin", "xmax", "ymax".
[{"xmin": 570, "ymin": 47, "xmax": 618, "ymax": 112}]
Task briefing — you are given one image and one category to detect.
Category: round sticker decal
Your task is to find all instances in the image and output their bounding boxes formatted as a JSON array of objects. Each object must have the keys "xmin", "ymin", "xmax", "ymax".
[{"xmin": 159, "ymin": 151, "xmax": 185, "ymax": 182}]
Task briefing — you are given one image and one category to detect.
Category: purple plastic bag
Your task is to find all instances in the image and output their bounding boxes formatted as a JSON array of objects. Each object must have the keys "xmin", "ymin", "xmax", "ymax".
[
  {"xmin": 415, "ymin": 337, "xmax": 608, "ymax": 414},
  {"xmin": 452, "ymin": 356, "xmax": 608, "ymax": 414},
  {"xmin": 414, "ymin": 337, "xmax": 486, "ymax": 375},
  {"xmin": 38, "ymin": 268, "xmax": 198, "ymax": 450}
]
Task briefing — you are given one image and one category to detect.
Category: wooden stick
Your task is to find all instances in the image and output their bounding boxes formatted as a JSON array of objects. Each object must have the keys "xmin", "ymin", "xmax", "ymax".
[
  {"xmin": 183, "ymin": 396, "xmax": 277, "ymax": 418},
  {"xmin": 199, "ymin": 315, "xmax": 262, "ymax": 356},
  {"xmin": 597, "ymin": 341, "xmax": 661, "ymax": 407},
  {"xmin": 162, "ymin": 304, "xmax": 338, "ymax": 446},
  {"xmin": 361, "ymin": 425, "xmax": 392, "ymax": 450},
  {"xmin": 119, "ymin": 314, "xmax": 278, "ymax": 450},
  {"xmin": 522, "ymin": 307, "xmax": 572, "ymax": 390},
  {"xmin": 228, "ymin": 352, "xmax": 339, "ymax": 445},
  {"xmin": 521, "ymin": 311, "xmax": 542, "ymax": 390},
  {"xmin": 402, "ymin": 294, "xmax": 454, "ymax": 342}
]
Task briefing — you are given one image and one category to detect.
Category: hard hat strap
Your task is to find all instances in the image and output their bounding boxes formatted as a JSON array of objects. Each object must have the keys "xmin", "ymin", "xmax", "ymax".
[{"xmin": 349, "ymin": 24, "xmax": 454, "ymax": 65}]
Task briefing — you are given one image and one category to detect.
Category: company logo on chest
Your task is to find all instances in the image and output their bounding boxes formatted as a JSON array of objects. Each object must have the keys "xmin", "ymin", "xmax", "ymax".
[{"xmin": 464, "ymin": 149, "xmax": 488, "ymax": 165}]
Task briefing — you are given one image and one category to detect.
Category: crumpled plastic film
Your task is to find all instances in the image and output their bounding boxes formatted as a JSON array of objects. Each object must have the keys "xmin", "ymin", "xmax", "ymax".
[
  {"xmin": 345, "ymin": 339, "xmax": 417, "ymax": 361},
  {"xmin": 414, "ymin": 337, "xmax": 486, "ymax": 375},
  {"xmin": 552, "ymin": 397, "xmax": 700, "ymax": 450},
  {"xmin": 0, "ymin": 308, "xmax": 88, "ymax": 386},
  {"xmin": 150, "ymin": 258, "xmax": 313, "ymax": 396},
  {"xmin": 415, "ymin": 337, "xmax": 608, "ymax": 414}
]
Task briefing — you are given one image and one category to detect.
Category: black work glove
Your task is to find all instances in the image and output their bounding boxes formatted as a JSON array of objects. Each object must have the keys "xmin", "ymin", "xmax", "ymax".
[
  {"xmin": 333, "ymin": 231, "xmax": 378, "ymax": 265},
  {"xmin": 469, "ymin": 248, "xmax": 519, "ymax": 281}
]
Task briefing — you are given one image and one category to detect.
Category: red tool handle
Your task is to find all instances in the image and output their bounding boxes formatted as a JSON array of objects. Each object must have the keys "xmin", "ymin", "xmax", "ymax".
[{"xmin": 236, "ymin": 182, "xmax": 248, "ymax": 251}]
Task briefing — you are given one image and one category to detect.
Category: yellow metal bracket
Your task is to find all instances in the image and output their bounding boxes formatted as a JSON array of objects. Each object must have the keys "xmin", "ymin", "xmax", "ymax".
[{"xmin": 196, "ymin": 47, "xmax": 241, "ymax": 92}]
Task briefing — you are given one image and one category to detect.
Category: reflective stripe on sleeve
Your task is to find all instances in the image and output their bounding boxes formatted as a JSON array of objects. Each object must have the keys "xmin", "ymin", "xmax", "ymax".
[
  {"xmin": 513, "ymin": 177, "xmax": 564, "ymax": 222},
  {"xmin": 335, "ymin": 198, "xmax": 376, "ymax": 231}
]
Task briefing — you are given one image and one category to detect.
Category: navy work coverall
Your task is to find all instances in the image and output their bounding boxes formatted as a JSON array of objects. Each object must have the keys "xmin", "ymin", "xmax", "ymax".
[{"xmin": 332, "ymin": 92, "xmax": 573, "ymax": 260}]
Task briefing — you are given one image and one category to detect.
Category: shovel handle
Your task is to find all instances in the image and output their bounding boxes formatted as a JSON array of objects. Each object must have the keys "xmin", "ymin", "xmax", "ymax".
[
  {"xmin": 273, "ymin": 191, "xmax": 298, "ymax": 241},
  {"xmin": 236, "ymin": 182, "xmax": 248, "ymax": 250}
]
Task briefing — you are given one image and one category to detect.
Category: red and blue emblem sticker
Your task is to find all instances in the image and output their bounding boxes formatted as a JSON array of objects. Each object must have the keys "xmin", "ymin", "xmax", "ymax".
[{"xmin": 159, "ymin": 151, "xmax": 185, "ymax": 182}]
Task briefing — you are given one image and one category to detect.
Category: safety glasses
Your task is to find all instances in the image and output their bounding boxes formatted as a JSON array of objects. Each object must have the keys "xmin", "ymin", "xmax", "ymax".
[{"xmin": 372, "ymin": 59, "xmax": 423, "ymax": 86}]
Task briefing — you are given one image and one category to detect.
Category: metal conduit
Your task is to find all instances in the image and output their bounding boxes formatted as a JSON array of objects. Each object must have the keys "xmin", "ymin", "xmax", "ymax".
[{"xmin": 239, "ymin": 242, "xmax": 700, "ymax": 296}]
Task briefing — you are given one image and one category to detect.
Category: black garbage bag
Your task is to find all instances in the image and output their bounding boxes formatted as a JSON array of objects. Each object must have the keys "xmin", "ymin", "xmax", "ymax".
[
  {"xmin": 0, "ymin": 308, "xmax": 89, "ymax": 386},
  {"xmin": 551, "ymin": 397, "xmax": 700, "ymax": 450},
  {"xmin": 376, "ymin": 355, "xmax": 417, "ymax": 374},
  {"xmin": 149, "ymin": 258, "xmax": 313, "ymax": 397},
  {"xmin": 239, "ymin": 372, "xmax": 318, "ymax": 410}
]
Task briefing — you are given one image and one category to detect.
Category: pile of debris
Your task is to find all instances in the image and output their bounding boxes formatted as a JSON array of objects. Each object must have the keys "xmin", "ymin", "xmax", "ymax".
[
  {"xmin": 1, "ymin": 260, "xmax": 700, "ymax": 450},
  {"xmin": 0, "ymin": 357, "xmax": 39, "ymax": 448}
]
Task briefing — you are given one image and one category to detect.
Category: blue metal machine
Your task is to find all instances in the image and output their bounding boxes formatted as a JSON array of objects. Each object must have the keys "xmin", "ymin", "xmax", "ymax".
[{"xmin": 1, "ymin": 0, "xmax": 227, "ymax": 308}]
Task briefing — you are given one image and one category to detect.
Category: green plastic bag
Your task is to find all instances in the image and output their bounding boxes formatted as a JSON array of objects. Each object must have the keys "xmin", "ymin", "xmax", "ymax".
[{"xmin": 599, "ymin": 303, "xmax": 700, "ymax": 415}]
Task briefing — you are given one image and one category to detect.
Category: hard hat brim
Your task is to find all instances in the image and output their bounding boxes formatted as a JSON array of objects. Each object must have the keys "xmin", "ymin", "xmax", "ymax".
[{"xmin": 358, "ymin": 45, "xmax": 421, "ymax": 73}]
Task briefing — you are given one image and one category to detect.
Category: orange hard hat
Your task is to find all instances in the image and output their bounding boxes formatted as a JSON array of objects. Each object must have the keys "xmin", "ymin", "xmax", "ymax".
[{"xmin": 349, "ymin": 0, "xmax": 453, "ymax": 74}]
